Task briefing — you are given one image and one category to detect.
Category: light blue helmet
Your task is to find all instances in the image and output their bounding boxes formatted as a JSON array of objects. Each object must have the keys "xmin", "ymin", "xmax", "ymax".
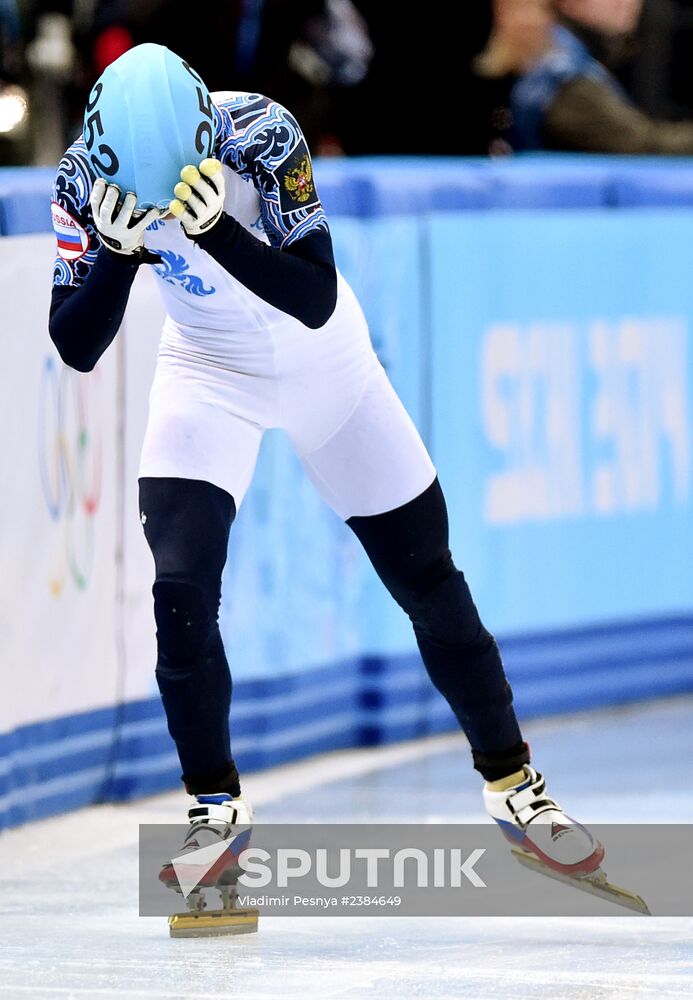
[{"xmin": 83, "ymin": 43, "xmax": 215, "ymax": 209}]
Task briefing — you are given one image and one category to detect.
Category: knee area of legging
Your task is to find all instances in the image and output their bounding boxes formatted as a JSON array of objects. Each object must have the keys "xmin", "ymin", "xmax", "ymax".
[
  {"xmin": 153, "ymin": 579, "xmax": 214, "ymax": 660},
  {"xmin": 407, "ymin": 568, "xmax": 493, "ymax": 651},
  {"xmin": 386, "ymin": 548, "xmax": 454, "ymax": 609}
]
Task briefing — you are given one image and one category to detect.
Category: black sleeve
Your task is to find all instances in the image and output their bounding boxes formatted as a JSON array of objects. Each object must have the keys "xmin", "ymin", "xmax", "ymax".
[
  {"xmin": 49, "ymin": 249, "xmax": 141, "ymax": 373},
  {"xmin": 191, "ymin": 216, "xmax": 338, "ymax": 329}
]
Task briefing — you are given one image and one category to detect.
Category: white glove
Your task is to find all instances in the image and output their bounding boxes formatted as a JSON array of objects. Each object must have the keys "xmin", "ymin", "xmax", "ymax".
[
  {"xmin": 169, "ymin": 159, "xmax": 225, "ymax": 237},
  {"xmin": 90, "ymin": 179, "xmax": 161, "ymax": 255}
]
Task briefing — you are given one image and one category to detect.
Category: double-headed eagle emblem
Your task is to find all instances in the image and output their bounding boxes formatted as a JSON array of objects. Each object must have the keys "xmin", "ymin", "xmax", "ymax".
[{"xmin": 283, "ymin": 156, "xmax": 314, "ymax": 203}]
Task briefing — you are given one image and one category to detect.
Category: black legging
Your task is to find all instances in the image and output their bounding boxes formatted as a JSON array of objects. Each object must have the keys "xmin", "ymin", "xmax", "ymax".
[{"xmin": 139, "ymin": 476, "xmax": 529, "ymax": 793}]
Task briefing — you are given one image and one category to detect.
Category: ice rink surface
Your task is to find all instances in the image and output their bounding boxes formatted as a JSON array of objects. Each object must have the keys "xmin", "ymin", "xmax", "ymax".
[{"xmin": 1, "ymin": 697, "xmax": 692, "ymax": 1000}]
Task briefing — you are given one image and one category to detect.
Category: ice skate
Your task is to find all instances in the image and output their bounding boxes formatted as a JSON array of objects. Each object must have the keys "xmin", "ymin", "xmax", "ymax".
[
  {"xmin": 484, "ymin": 766, "xmax": 650, "ymax": 914},
  {"xmin": 160, "ymin": 793, "xmax": 259, "ymax": 937}
]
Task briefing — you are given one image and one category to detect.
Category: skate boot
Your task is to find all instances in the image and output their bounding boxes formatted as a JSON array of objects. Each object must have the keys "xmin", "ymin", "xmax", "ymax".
[
  {"xmin": 160, "ymin": 793, "xmax": 259, "ymax": 937},
  {"xmin": 484, "ymin": 766, "xmax": 603, "ymax": 875},
  {"xmin": 484, "ymin": 766, "xmax": 649, "ymax": 913}
]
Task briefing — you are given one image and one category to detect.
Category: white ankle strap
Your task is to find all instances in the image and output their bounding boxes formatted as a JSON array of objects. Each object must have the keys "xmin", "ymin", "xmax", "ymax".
[{"xmin": 188, "ymin": 802, "xmax": 239, "ymax": 824}]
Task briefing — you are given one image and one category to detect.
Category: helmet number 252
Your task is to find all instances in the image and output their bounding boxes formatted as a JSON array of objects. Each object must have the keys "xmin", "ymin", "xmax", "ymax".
[{"xmin": 84, "ymin": 82, "xmax": 120, "ymax": 178}]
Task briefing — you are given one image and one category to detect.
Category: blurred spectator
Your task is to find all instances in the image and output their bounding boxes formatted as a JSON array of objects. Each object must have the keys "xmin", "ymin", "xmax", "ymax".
[{"xmin": 478, "ymin": 0, "xmax": 693, "ymax": 153}]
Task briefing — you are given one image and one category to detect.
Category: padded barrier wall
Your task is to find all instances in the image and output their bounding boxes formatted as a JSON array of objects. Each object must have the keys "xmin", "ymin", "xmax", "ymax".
[{"xmin": 2, "ymin": 156, "xmax": 693, "ymax": 829}]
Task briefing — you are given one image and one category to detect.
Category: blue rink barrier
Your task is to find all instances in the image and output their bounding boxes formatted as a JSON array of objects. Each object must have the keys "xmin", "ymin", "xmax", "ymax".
[
  {"xmin": 3, "ymin": 155, "xmax": 693, "ymax": 829},
  {"xmin": 12, "ymin": 154, "xmax": 693, "ymax": 234},
  {"xmin": 0, "ymin": 166, "xmax": 54, "ymax": 235}
]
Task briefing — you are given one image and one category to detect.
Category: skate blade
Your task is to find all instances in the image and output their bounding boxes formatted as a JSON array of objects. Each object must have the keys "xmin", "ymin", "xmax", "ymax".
[
  {"xmin": 168, "ymin": 907, "xmax": 259, "ymax": 938},
  {"xmin": 511, "ymin": 847, "xmax": 651, "ymax": 915}
]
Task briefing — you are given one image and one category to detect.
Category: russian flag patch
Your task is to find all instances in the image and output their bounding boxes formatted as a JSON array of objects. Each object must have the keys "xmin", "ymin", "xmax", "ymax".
[{"xmin": 51, "ymin": 201, "xmax": 90, "ymax": 261}]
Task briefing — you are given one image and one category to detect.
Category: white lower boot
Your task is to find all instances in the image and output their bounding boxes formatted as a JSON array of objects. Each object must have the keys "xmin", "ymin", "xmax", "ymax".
[{"xmin": 484, "ymin": 766, "xmax": 604, "ymax": 876}]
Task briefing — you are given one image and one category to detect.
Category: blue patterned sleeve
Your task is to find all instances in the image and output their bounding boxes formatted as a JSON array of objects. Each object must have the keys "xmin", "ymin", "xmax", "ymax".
[
  {"xmin": 215, "ymin": 94, "xmax": 329, "ymax": 249},
  {"xmin": 51, "ymin": 140, "xmax": 100, "ymax": 288}
]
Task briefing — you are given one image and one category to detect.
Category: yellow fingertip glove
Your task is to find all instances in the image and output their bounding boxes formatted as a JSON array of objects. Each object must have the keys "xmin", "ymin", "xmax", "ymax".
[
  {"xmin": 200, "ymin": 157, "xmax": 222, "ymax": 178},
  {"xmin": 168, "ymin": 198, "xmax": 186, "ymax": 218},
  {"xmin": 180, "ymin": 164, "xmax": 200, "ymax": 185},
  {"xmin": 174, "ymin": 181, "xmax": 192, "ymax": 201}
]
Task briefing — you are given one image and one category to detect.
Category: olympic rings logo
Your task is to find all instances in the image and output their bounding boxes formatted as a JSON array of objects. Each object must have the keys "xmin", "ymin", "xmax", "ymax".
[{"xmin": 38, "ymin": 356, "xmax": 103, "ymax": 594}]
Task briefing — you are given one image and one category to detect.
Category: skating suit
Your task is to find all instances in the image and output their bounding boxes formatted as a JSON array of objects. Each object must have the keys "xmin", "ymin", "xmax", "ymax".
[{"xmin": 51, "ymin": 92, "xmax": 435, "ymax": 518}]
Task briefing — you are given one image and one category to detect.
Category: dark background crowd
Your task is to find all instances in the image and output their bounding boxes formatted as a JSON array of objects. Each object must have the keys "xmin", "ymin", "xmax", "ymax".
[{"xmin": 3, "ymin": 0, "xmax": 693, "ymax": 164}]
